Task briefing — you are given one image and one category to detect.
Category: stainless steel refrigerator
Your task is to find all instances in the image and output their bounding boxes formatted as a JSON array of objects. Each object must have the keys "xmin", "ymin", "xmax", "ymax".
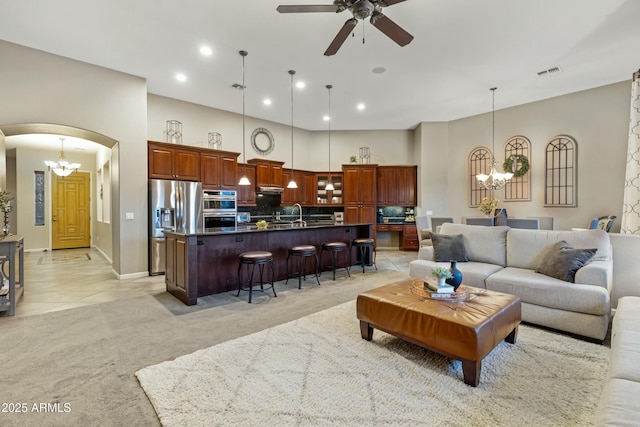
[{"xmin": 149, "ymin": 179, "xmax": 203, "ymax": 275}]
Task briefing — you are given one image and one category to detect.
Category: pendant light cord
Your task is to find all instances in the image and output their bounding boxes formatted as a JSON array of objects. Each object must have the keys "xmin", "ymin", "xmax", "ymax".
[
  {"xmin": 290, "ymin": 70, "xmax": 295, "ymax": 173},
  {"xmin": 327, "ymin": 84, "xmax": 332, "ymax": 170},
  {"xmin": 491, "ymin": 87, "xmax": 496, "ymax": 160},
  {"xmin": 241, "ymin": 51, "xmax": 247, "ymax": 164}
]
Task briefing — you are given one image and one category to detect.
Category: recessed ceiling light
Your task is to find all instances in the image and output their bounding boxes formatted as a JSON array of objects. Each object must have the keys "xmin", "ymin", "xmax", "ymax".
[
  {"xmin": 323, "ymin": 115, "xmax": 330, "ymax": 121},
  {"xmin": 372, "ymin": 67, "xmax": 386, "ymax": 74},
  {"xmin": 296, "ymin": 81, "xmax": 305, "ymax": 89},
  {"xmin": 263, "ymin": 99, "xmax": 272, "ymax": 106},
  {"xmin": 176, "ymin": 73, "xmax": 187, "ymax": 82},
  {"xmin": 357, "ymin": 103, "xmax": 366, "ymax": 111},
  {"xmin": 200, "ymin": 46, "xmax": 213, "ymax": 56}
]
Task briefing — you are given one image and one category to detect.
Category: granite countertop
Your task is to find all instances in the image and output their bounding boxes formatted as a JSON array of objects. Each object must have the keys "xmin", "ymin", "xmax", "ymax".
[{"xmin": 167, "ymin": 222, "xmax": 373, "ymax": 237}]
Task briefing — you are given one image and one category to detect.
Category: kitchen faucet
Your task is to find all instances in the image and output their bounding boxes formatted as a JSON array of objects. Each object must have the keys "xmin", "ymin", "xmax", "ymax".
[{"xmin": 293, "ymin": 203, "xmax": 305, "ymax": 226}]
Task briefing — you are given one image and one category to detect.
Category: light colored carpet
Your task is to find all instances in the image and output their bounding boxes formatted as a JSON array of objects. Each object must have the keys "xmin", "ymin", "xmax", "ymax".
[{"xmin": 136, "ymin": 300, "xmax": 610, "ymax": 427}]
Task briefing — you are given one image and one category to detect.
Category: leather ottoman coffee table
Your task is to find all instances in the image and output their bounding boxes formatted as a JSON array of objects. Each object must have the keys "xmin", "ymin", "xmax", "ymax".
[{"xmin": 356, "ymin": 278, "xmax": 521, "ymax": 386}]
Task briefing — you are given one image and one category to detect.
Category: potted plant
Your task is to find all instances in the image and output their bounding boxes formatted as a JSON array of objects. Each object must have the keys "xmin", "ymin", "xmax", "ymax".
[
  {"xmin": 349, "ymin": 155, "xmax": 357, "ymax": 163},
  {"xmin": 431, "ymin": 266, "xmax": 453, "ymax": 287},
  {"xmin": 478, "ymin": 197, "xmax": 499, "ymax": 217}
]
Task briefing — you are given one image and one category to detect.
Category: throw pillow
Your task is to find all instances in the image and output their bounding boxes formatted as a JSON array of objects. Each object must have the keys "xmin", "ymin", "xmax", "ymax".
[
  {"xmin": 535, "ymin": 240, "xmax": 597, "ymax": 283},
  {"xmin": 429, "ymin": 232, "xmax": 469, "ymax": 262}
]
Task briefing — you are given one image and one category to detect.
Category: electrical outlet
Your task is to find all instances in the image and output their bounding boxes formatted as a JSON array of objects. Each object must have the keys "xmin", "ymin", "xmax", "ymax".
[{"xmin": 426, "ymin": 210, "xmax": 433, "ymax": 215}]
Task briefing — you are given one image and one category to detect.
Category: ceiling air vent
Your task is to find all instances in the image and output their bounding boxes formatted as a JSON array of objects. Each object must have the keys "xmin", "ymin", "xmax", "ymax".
[{"xmin": 537, "ymin": 66, "xmax": 562, "ymax": 77}]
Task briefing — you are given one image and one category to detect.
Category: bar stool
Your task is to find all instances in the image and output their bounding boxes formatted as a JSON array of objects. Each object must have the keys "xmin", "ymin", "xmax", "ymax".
[
  {"xmin": 320, "ymin": 242, "xmax": 351, "ymax": 280},
  {"xmin": 352, "ymin": 238, "xmax": 377, "ymax": 274},
  {"xmin": 236, "ymin": 251, "xmax": 276, "ymax": 303},
  {"xmin": 286, "ymin": 245, "xmax": 320, "ymax": 289}
]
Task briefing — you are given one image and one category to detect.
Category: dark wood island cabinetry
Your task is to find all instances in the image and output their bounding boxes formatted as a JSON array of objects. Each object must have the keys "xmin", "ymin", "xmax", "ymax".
[{"xmin": 165, "ymin": 223, "xmax": 372, "ymax": 305}]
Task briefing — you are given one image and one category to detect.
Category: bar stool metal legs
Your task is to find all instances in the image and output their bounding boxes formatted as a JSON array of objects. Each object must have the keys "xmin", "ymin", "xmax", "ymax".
[
  {"xmin": 352, "ymin": 238, "xmax": 377, "ymax": 273},
  {"xmin": 237, "ymin": 251, "xmax": 276, "ymax": 303},
  {"xmin": 286, "ymin": 245, "xmax": 320, "ymax": 288},
  {"xmin": 320, "ymin": 242, "xmax": 351, "ymax": 280}
]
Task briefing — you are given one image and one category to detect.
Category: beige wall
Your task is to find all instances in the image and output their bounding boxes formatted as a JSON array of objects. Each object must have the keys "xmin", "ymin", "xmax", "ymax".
[
  {"xmin": 0, "ymin": 40, "xmax": 147, "ymax": 276},
  {"xmin": 418, "ymin": 81, "xmax": 630, "ymax": 231},
  {"xmin": 14, "ymin": 147, "xmax": 96, "ymax": 251},
  {"xmin": 148, "ymin": 94, "xmax": 416, "ymax": 170}
]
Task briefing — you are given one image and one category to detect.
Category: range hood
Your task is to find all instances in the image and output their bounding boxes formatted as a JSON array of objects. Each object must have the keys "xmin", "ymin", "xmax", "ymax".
[{"xmin": 257, "ymin": 186, "xmax": 284, "ymax": 194}]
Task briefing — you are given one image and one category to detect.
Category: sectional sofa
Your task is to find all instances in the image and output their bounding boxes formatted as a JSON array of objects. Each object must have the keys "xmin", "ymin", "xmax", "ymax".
[
  {"xmin": 409, "ymin": 223, "xmax": 612, "ymax": 341},
  {"xmin": 595, "ymin": 296, "xmax": 640, "ymax": 425}
]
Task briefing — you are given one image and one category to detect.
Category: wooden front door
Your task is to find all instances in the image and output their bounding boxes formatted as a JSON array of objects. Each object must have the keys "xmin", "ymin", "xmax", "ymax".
[{"xmin": 52, "ymin": 172, "xmax": 91, "ymax": 249}]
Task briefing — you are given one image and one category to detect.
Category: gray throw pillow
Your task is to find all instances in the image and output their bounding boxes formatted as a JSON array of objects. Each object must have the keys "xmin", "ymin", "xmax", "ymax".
[
  {"xmin": 429, "ymin": 232, "xmax": 469, "ymax": 262},
  {"xmin": 535, "ymin": 240, "xmax": 597, "ymax": 283}
]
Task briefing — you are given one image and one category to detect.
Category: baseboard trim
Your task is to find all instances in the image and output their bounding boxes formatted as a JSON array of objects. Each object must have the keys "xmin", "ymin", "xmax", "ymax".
[
  {"xmin": 112, "ymin": 270, "xmax": 149, "ymax": 280},
  {"xmin": 92, "ymin": 245, "xmax": 113, "ymax": 264},
  {"xmin": 24, "ymin": 247, "xmax": 50, "ymax": 253}
]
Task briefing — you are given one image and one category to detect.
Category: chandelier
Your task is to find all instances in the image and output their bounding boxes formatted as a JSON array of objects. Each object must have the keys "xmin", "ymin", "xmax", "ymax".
[
  {"xmin": 476, "ymin": 87, "xmax": 513, "ymax": 190},
  {"xmin": 44, "ymin": 137, "xmax": 81, "ymax": 177}
]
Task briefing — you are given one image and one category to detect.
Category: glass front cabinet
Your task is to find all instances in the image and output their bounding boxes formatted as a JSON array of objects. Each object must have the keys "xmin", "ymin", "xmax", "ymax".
[{"xmin": 315, "ymin": 173, "xmax": 343, "ymax": 205}]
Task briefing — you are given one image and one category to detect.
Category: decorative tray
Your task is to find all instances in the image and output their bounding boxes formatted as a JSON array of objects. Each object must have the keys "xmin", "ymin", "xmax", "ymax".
[{"xmin": 411, "ymin": 281, "xmax": 468, "ymax": 302}]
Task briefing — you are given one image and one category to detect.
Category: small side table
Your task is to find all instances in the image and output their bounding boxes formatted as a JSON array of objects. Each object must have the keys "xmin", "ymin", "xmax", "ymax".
[{"xmin": 0, "ymin": 235, "xmax": 25, "ymax": 316}]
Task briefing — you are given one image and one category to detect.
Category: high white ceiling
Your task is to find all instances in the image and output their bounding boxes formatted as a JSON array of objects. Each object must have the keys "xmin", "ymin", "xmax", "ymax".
[{"xmin": 1, "ymin": 0, "xmax": 639, "ymax": 132}]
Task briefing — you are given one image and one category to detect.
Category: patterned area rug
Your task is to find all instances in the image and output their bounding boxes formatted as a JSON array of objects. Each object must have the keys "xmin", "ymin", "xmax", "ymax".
[
  {"xmin": 136, "ymin": 301, "xmax": 609, "ymax": 426},
  {"xmin": 37, "ymin": 253, "xmax": 91, "ymax": 265}
]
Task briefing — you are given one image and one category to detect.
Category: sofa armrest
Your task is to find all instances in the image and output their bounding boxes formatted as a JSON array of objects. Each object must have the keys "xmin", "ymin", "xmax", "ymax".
[
  {"xmin": 418, "ymin": 245, "xmax": 434, "ymax": 261},
  {"xmin": 575, "ymin": 260, "xmax": 612, "ymax": 291}
]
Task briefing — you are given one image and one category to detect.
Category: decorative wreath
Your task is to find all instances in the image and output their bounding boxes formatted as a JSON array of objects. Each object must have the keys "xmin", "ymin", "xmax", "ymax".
[{"xmin": 503, "ymin": 154, "xmax": 530, "ymax": 178}]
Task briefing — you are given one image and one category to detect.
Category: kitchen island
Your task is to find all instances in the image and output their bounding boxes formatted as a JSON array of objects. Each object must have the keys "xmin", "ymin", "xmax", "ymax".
[{"xmin": 164, "ymin": 223, "xmax": 373, "ymax": 305}]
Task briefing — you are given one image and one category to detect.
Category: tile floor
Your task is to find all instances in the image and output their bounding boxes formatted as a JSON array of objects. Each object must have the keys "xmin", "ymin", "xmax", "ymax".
[{"xmin": 5, "ymin": 247, "xmax": 417, "ymax": 318}]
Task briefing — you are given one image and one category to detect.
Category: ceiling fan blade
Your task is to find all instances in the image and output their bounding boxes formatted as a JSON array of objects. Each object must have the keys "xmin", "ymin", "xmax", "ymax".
[
  {"xmin": 370, "ymin": 13, "xmax": 414, "ymax": 46},
  {"xmin": 377, "ymin": 0, "xmax": 408, "ymax": 6},
  {"xmin": 324, "ymin": 18, "xmax": 358, "ymax": 56},
  {"xmin": 276, "ymin": 5, "xmax": 340, "ymax": 13}
]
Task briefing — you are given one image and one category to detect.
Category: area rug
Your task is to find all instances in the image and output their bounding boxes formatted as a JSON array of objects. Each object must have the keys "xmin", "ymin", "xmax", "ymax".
[
  {"xmin": 37, "ymin": 252, "xmax": 91, "ymax": 264},
  {"xmin": 136, "ymin": 301, "xmax": 609, "ymax": 427}
]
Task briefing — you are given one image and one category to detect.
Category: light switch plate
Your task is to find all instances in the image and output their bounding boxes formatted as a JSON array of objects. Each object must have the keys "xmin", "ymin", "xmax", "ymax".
[
  {"xmin": 426, "ymin": 210, "xmax": 433, "ymax": 215},
  {"xmin": 125, "ymin": 212, "xmax": 134, "ymax": 220}
]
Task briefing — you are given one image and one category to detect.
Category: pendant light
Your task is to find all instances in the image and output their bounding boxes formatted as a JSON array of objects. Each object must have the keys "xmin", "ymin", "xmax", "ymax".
[
  {"xmin": 476, "ymin": 87, "xmax": 513, "ymax": 190},
  {"xmin": 237, "ymin": 50, "xmax": 251, "ymax": 186},
  {"xmin": 44, "ymin": 137, "xmax": 81, "ymax": 177},
  {"xmin": 286, "ymin": 69, "xmax": 298, "ymax": 189},
  {"xmin": 325, "ymin": 84, "xmax": 335, "ymax": 192}
]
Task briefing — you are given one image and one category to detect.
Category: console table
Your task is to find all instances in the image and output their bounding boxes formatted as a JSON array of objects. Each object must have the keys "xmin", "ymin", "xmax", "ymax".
[{"xmin": 0, "ymin": 235, "xmax": 24, "ymax": 316}]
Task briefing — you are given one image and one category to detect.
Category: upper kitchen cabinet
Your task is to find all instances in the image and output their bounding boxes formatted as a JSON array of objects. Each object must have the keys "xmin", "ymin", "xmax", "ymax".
[
  {"xmin": 343, "ymin": 165, "xmax": 377, "ymax": 206},
  {"xmin": 282, "ymin": 170, "xmax": 315, "ymax": 206},
  {"xmin": 315, "ymin": 173, "xmax": 343, "ymax": 206},
  {"xmin": 148, "ymin": 141, "xmax": 200, "ymax": 181},
  {"xmin": 376, "ymin": 165, "xmax": 417, "ymax": 206},
  {"xmin": 248, "ymin": 159, "xmax": 284, "ymax": 188},
  {"xmin": 236, "ymin": 164, "xmax": 256, "ymax": 206},
  {"xmin": 201, "ymin": 150, "xmax": 239, "ymax": 190}
]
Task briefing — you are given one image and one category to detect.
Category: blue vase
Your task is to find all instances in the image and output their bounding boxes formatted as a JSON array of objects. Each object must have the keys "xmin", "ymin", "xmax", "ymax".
[{"xmin": 446, "ymin": 260, "xmax": 463, "ymax": 291}]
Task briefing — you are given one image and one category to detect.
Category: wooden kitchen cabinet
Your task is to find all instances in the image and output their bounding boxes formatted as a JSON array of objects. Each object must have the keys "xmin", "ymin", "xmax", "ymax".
[
  {"xmin": 376, "ymin": 165, "xmax": 417, "ymax": 206},
  {"xmin": 282, "ymin": 170, "xmax": 317, "ymax": 206},
  {"xmin": 343, "ymin": 165, "xmax": 377, "ymax": 205},
  {"xmin": 236, "ymin": 164, "xmax": 256, "ymax": 206},
  {"xmin": 303, "ymin": 172, "xmax": 316, "ymax": 205},
  {"xmin": 201, "ymin": 150, "xmax": 239, "ymax": 190},
  {"xmin": 315, "ymin": 173, "xmax": 343, "ymax": 206},
  {"xmin": 248, "ymin": 159, "xmax": 284, "ymax": 187},
  {"xmin": 148, "ymin": 141, "xmax": 200, "ymax": 181},
  {"xmin": 402, "ymin": 224, "xmax": 419, "ymax": 251}
]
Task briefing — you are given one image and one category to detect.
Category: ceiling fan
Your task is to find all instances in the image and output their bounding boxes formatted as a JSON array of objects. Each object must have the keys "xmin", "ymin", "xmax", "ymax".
[{"xmin": 277, "ymin": 0, "xmax": 413, "ymax": 56}]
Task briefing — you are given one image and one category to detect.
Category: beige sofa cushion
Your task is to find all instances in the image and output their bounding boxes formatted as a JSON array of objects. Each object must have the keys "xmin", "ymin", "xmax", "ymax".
[
  {"xmin": 507, "ymin": 229, "xmax": 611, "ymax": 270},
  {"xmin": 595, "ymin": 379, "xmax": 640, "ymax": 427},
  {"xmin": 439, "ymin": 223, "xmax": 509, "ymax": 267},
  {"xmin": 485, "ymin": 267, "xmax": 610, "ymax": 316}
]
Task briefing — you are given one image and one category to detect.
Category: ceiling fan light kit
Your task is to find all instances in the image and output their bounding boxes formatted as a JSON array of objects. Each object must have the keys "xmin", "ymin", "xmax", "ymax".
[{"xmin": 277, "ymin": 0, "xmax": 413, "ymax": 56}]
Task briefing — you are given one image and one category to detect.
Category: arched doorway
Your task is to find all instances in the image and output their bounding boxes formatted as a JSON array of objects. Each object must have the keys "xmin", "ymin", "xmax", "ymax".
[{"xmin": 0, "ymin": 123, "xmax": 118, "ymax": 262}]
